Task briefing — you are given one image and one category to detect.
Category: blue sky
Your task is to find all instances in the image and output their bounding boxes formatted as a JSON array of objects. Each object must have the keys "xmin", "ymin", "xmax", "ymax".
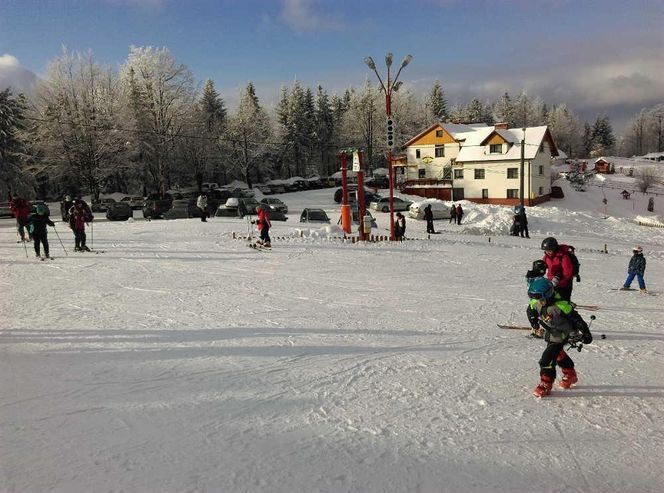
[{"xmin": 1, "ymin": 0, "xmax": 663, "ymax": 131}]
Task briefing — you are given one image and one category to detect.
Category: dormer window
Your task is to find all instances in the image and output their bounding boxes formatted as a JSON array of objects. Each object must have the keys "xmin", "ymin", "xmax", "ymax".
[
  {"xmin": 490, "ymin": 144, "xmax": 502, "ymax": 154},
  {"xmin": 436, "ymin": 130, "xmax": 443, "ymax": 137}
]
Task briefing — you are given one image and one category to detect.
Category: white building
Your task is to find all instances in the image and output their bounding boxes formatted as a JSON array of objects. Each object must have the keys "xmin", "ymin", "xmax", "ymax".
[{"xmin": 401, "ymin": 122, "xmax": 559, "ymax": 205}]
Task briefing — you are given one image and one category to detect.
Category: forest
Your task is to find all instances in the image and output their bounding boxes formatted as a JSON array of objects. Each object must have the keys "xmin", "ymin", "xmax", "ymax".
[{"xmin": 1, "ymin": 46, "xmax": 662, "ymax": 200}]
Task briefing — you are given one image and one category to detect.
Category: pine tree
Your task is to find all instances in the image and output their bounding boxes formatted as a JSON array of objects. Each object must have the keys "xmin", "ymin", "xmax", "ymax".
[
  {"xmin": 314, "ymin": 85, "xmax": 335, "ymax": 176},
  {"xmin": 466, "ymin": 98, "xmax": 485, "ymax": 124},
  {"xmin": 200, "ymin": 79, "xmax": 226, "ymax": 133},
  {"xmin": 493, "ymin": 92, "xmax": 515, "ymax": 127},
  {"xmin": 427, "ymin": 81, "xmax": 448, "ymax": 122},
  {"xmin": 590, "ymin": 114, "xmax": 616, "ymax": 156},
  {"xmin": 0, "ymin": 89, "xmax": 30, "ymax": 197},
  {"xmin": 581, "ymin": 122, "xmax": 593, "ymax": 158}
]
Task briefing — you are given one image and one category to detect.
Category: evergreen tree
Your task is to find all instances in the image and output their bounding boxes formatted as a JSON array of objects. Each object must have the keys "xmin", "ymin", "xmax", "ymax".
[
  {"xmin": 590, "ymin": 114, "xmax": 616, "ymax": 156},
  {"xmin": 314, "ymin": 85, "xmax": 335, "ymax": 176},
  {"xmin": 514, "ymin": 90, "xmax": 537, "ymax": 128},
  {"xmin": 581, "ymin": 122, "xmax": 593, "ymax": 158},
  {"xmin": 466, "ymin": 98, "xmax": 486, "ymax": 124},
  {"xmin": 200, "ymin": 79, "xmax": 226, "ymax": 133},
  {"xmin": 493, "ymin": 92, "xmax": 515, "ymax": 127},
  {"xmin": 0, "ymin": 89, "xmax": 30, "ymax": 197},
  {"xmin": 547, "ymin": 104, "xmax": 580, "ymax": 157},
  {"xmin": 427, "ymin": 81, "xmax": 448, "ymax": 122}
]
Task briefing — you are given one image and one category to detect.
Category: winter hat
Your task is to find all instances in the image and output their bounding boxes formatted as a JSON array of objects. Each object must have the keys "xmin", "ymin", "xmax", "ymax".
[{"xmin": 633, "ymin": 246, "xmax": 643, "ymax": 253}]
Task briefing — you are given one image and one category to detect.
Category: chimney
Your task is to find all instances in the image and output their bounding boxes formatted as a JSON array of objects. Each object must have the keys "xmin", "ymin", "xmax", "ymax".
[{"xmin": 495, "ymin": 122, "xmax": 508, "ymax": 130}]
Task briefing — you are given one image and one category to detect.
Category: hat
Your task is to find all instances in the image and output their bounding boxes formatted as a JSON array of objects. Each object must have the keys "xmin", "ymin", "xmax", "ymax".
[{"xmin": 633, "ymin": 246, "xmax": 643, "ymax": 253}]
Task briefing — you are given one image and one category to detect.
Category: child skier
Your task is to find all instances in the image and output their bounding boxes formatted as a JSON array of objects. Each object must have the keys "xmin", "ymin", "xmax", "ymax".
[
  {"xmin": 253, "ymin": 205, "xmax": 271, "ymax": 248},
  {"xmin": 621, "ymin": 246, "xmax": 647, "ymax": 293},
  {"xmin": 26, "ymin": 204, "xmax": 55, "ymax": 259},
  {"xmin": 526, "ymin": 277, "xmax": 593, "ymax": 397},
  {"xmin": 69, "ymin": 199, "xmax": 93, "ymax": 251}
]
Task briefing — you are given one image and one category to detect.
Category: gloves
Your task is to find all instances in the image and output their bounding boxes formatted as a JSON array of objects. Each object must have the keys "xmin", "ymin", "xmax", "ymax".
[
  {"xmin": 582, "ymin": 331, "xmax": 593, "ymax": 344},
  {"xmin": 551, "ymin": 276, "xmax": 560, "ymax": 287}
]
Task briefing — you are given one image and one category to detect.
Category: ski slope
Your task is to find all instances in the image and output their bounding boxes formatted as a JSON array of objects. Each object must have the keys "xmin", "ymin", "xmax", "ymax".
[{"xmin": 2, "ymin": 178, "xmax": 663, "ymax": 493}]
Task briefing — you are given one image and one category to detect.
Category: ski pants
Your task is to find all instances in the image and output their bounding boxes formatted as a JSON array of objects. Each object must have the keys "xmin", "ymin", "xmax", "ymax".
[
  {"xmin": 624, "ymin": 272, "xmax": 646, "ymax": 289},
  {"xmin": 74, "ymin": 229, "xmax": 87, "ymax": 249},
  {"xmin": 555, "ymin": 284, "xmax": 573, "ymax": 302},
  {"xmin": 426, "ymin": 219, "xmax": 435, "ymax": 233},
  {"xmin": 539, "ymin": 342, "xmax": 574, "ymax": 381},
  {"xmin": 457, "ymin": 215, "xmax": 463, "ymax": 225},
  {"xmin": 520, "ymin": 224, "xmax": 529, "ymax": 238},
  {"xmin": 17, "ymin": 218, "xmax": 28, "ymax": 240},
  {"xmin": 259, "ymin": 226, "xmax": 271, "ymax": 245},
  {"xmin": 199, "ymin": 207, "xmax": 207, "ymax": 221},
  {"xmin": 33, "ymin": 232, "xmax": 49, "ymax": 257}
]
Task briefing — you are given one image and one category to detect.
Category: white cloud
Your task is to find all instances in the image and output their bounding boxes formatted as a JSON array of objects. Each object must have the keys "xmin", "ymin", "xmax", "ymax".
[
  {"xmin": 0, "ymin": 54, "xmax": 38, "ymax": 94},
  {"xmin": 279, "ymin": 0, "xmax": 341, "ymax": 33}
]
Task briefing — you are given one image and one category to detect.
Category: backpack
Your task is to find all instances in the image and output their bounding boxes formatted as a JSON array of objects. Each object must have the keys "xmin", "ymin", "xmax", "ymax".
[{"xmin": 567, "ymin": 246, "xmax": 581, "ymax": 282}]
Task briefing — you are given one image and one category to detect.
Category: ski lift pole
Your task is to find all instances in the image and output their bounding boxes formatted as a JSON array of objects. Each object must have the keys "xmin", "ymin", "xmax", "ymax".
[{"xmin": 52, "ymin": 224, "xmax": 68, "ymax": 256}]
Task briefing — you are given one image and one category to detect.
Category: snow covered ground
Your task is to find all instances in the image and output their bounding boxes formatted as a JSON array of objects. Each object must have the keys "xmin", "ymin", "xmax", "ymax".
[{"xmin": 2, "ymin": 178, "xmax": 663, "ymax": 493}]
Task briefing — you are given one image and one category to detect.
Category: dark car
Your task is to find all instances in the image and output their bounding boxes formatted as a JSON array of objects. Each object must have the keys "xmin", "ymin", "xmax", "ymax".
[
  {"xmin": 334, "ymin": 187, "xmax": 380, "ymax": 205},
  {"xmin": 260, "ymin": 197, "xmax": 288, "ymax": 214},
  {"xmin": 300, "ymin": 208, "xmax": 330, "ymax": 223},
  {"xmin": 92, "ymin": 198, "xmax": 117, "ymax": 212},
  {"xmin": 215, "ymin": 197, "xmax": 261, "ymax": 219},
  {"xmin": 0, "ymin": 202, "xmax": 13, "ymax": 218},
  {"xmin": 142, "ymin": 193, "xmax": 173, "ymax": 219},
  {"xmin": 121, "ymin": 196, "xmax": 145, "ymax": 210},
  {"xmin": 106, "ymin": 201, "xmax": 133, "ymax": 221}
]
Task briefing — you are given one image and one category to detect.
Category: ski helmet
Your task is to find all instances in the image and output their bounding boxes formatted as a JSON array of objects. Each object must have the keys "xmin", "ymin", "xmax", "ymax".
[
  {"xmin": 35, "ymin": 204, "xmax": 46, "ymax": 215},
  {"xmin": 527, "ymin": 277, "xmax": 554, "ymax": 300},
  {"xmin": 532, "ymin": 259, "xmax": 547, "ymax": 275},
  {"xmin": 541, "ymin": 237, "xmax": 559, "ymax": 251},
  {"xmin": 633, "ymin": 245, "xmax": 643, "ymax": 254}
]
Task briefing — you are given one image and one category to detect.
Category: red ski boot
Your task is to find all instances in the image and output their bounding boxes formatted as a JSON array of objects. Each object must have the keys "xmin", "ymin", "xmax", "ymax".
[
  {"xmin": 532, "ymin": 376, "xmax": 553, "ymax": 397},
  {"xmin": 559, "ymin": 368, "xmax": 578, "ymax": 389}
]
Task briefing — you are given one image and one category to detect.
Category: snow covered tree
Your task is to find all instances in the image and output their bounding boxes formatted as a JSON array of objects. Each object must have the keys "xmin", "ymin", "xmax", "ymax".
[
  {"xmin": 514, "ymin": 90, "xmax": 538, "ymax": 128},
  {"xmin": 341, "ymin": 80, "xmax": 382, "ymax": 170},
  {"xmin": 581, "ymin": 122, "xmax": 593, "ymax": 158},
  {"xmin": 590, "ymin": 114, "xmax": 616, "ymax": 156},
  {"xmin": 547, "ymin": 104, "xmax": 581, "ymax": 157},
  {"xmin": 119, "ymin": 46, "xmax": 196, "ymax": 193},
  {"xmin": 449, "ymin": 103, "xmax": 468, "ymax": 124},
  {"xmin": 275, "ymin": 80, "xmax": 315, "ymax": 177},
  {"xmin": 227, "ymin": 82, "xmax": 272, "ymax": 187},
  {"xmin": 493, "ymin": 92, "xmax": 516, "ymax": 127},
  {"xmin": 0, "ymin": 89, "xmax": 31, "ymax": 197},
  {"xmin": 32, "ymin": 48, "xmax": 126, "ymax": 200},
  {"xmin": 313, "ymin": 85, "xmax": 335, "ymax": 176},
  {"xmin": 426, "ymin": 81, "xmax": 448, "ymax": 122}
]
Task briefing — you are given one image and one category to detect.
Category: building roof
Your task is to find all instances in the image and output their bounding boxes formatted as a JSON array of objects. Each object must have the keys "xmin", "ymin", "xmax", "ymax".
[{"xmin": 456, "ymin": 125, "xmax": 557, "ymax": 162}]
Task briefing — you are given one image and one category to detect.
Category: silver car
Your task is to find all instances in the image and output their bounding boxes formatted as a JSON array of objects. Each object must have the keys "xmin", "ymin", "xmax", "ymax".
[{"xmin": 370, "ymin": 197, "xmax": 412, "ymax": 213}]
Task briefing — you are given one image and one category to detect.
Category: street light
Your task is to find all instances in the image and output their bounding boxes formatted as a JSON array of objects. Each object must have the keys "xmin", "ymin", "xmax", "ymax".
[{"xmin": 364, "ymin": 53, "xmax": 412, "ymax": 240}]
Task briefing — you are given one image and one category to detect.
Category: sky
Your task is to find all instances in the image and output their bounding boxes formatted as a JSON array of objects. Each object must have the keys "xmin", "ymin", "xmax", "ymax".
[{"xmin": 1, "ymin": 0, "xmax": 663, "ymax": 133}]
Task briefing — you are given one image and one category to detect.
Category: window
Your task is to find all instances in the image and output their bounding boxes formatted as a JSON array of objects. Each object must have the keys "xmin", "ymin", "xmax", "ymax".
[
  {"xmin": 474, "ymin": 169, "xmax": 485, "ymax": 179},
  {"xmin": 490, "ymin": 144, "xmax": 502, "ymax": 154},
  {"xmin": 416, "ymin": 149, "xmax": 421, "ymax": 159},
  {"xmin": 454, "ymin": 169, "xmax": 464, "ymax": 179},
  {"xmin": 435, "ymin": 145, "xmax": 445, "ymax": 157},
  {"xmin": 507, "ymin": 168, "xmax": 518, "ymax": 179},
  {"xmin": 418, "ymin": 168, "xmax": 426, "ymax": 178},
  {"xmin": 507, "ymin": 189, "xmax": 519, "ymax": 199},
  {"xmin": 436, "ymin": 130, "xmax": 443, "ymax": 137},
  {"xmin": 482, "ymin": 189, "xmax": 489, "ymax": 199},
  {"xmin": 539, "ymin": 165, "xmax": 544, "ymax": 176},
  {"xmin": 539, "ymin": 186, "xmax": 544, "ymax": 195},
  {"xmin": 443, "ymin": 166, "xmax": 452, "ymax": 180}
]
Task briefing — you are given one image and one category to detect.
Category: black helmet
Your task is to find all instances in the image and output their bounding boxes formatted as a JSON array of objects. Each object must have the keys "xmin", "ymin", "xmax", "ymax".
[
  {"xmin": 541, "ymin": 237, "xmax": 558, "ymax": 251},
  {"xmin": 532, "ymin": 259, "xmax": 547, "ymax": 275}
]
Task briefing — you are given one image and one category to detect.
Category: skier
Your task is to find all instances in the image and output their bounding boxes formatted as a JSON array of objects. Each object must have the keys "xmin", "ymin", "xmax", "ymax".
[
  {"xmin": 25, "ymin": 204, "xmax": 55, "ymax": 259},
  {"xmin": 515, "ymin": 205, "xmax": 529, "ymax": 238},
  {"xmin": 449, "ymin": 204, "xmax": 457, "ymax": 224},
  {"xmin": 620, "ymin": 246, "xmax": 647, "ymax": 293},
  {"xmin": 395, "ymin": 212, "xmax": 406, "ymax": 241},
  {"xmin": 69, "ymin": 199, "xmax": 93, "ymax": 251},
  {"xmin": 541, "ymin": 236, "xmax": 575, "ymax": 301},
  {"xmin": 455, "ymin": 204, "xmax": 463, "ymax": 225},
  {"xmin": 525, "ymin": 259, "xmax": 547, "ymax": 283},
  {"xmin": 424, "ymin": 204, "xmax": 435, "ymax": 233},
  {"xmin": 253, "ymin": 205, "xmax": 271, "ymax": 248},
  {"xmin": 526, "ymin": 277, "xmax": 593, "ymax": 397},
  {"xmin": 197, "ymin": 193, "xmax": 208, "ymax": 222},
  {"xmin": 9, "ymin": 194, "xmax": 30, "ymax": 242}
]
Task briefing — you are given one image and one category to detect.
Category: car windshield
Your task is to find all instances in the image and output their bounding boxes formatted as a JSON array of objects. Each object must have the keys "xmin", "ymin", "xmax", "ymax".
[{"xmin": 307, "ymin": 210, "xmax": 328, "ymax": 221}]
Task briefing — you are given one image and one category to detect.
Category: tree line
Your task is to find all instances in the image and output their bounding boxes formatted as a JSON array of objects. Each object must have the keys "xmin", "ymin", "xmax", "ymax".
[{"xmin": 1, "ymin": 46, "xmax": 661, "ymax": 200}]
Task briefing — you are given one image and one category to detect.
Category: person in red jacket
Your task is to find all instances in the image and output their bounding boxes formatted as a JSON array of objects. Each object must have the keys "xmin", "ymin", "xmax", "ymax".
[
  {"xmin": 69, "ymin": 198, "xmax": 93, "ymax": 251},
  {"xmin": 253, "ymin": 205, "xmax": 271, "ymax": 248},
  {"xmin": 9, "ymin": 194, "xmax": 30, "ymax": 242},
  {"xmin": 541, "ymin": 237, "xmax": 574, "ymax": 301}
]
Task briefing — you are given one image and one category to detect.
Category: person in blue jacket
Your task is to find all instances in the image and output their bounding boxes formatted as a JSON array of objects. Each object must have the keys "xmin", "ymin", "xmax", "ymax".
[
  {"xmin": 621, "ymin": 246, "xmax": 647, "ymax": 293},
  {"xmin": 25, "ymin": 204, "xmax": 55, "ymax": 258}
]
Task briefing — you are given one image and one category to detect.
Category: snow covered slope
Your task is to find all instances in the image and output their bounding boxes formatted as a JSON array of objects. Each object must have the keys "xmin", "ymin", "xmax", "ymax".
[{"xmin": 1, "ymin": 179, "xmax": 663, "ymax": 493}]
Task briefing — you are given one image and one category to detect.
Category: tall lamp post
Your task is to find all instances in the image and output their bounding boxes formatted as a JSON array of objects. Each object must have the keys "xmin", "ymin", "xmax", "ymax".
[{"xmin": 364, "ymin": 53, "xmax": 412, "ymax": 240}]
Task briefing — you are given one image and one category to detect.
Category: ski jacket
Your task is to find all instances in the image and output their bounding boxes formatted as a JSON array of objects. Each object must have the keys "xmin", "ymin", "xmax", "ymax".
[
  {"xmin": 526, "ymin": 296, "xmax": 590, "ymax": 344},
  {"xmin": 450, "ymin": 206, "xmax": 457, "ymax": 217},
  {"xmin": 196, "ymin": 195, "xmax": 207, "ymax": 209},
  {"xmin": 256, "ymin": 207, "xmax": 271, "ymax": 231},
  {"xmin": 423, "ymin": 206, "xmax": 433, "ymax": 221},
  {"xmin": 628, "ymin": 253, "xmax": 646, "ymax": 275},
  {"xmin": 456, "ymin": 205, "xmax": 463, "ymax": 217},
  {"xmin": 543, "ymin": 244, "xmax": 574, "ymax": 288},
  {"xmin": 70, "ymin": 205, "xmax": 91, "ymax": 231},
  {"xmin": 10, "ymin": 197, "xmax": 30, "ymax": 219},
  {"xmin": 26, "ymin": 213, "xmax": 54, "ymax": 235}
]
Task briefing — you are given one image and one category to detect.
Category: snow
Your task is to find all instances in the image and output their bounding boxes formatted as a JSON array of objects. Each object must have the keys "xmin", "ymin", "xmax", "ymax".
[{"xmin": 2, "ymin": 178, "xmax": 664, "ymax": 493}]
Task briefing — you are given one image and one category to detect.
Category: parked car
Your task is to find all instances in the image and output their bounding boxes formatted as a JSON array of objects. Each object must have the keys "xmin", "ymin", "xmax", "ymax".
[
  {"xmin": 201, "ymin": 182, "xmax": 220, "ymax": 191},
  {"xmin": 215, "ymin": 197, "xmax": 261, "ymax": 218},
  {"xmin": 163, "ymin": 199, "xmax": 201, "ymax": 219},
  {"xmin": 106, "ymin": 201, "xmax": 133, "ymax": 221},
  {"xmin": 408, "ymin": 201, "xmax": 452, "ymax": 220},
  {"xmin": 300, "ymin": 208, "xmax": 330, "ymax": 223},
  {"xmin": 0, "ymin": 202, "xmax": 13, "ymax": 218},
  {"xmin": 92, "ymin": 198, "xmax": 116, "ymax": 212},
  {"xmin": 334, "ymin": 187, "xmax": 380, "ymax": 204},
  {"xmin": 120, "ymin": 196, "xmax": 145, "ymax": 210},
  {"xmin": 260, "ymin": 197, "xmax": 288, "ymax": 214},
  {"xmin": 142, "ymin": 193, "xmax": 173, "ymax": 219},
  {"xmin": 370, "ymin": 197, "xmax": 412, "ymax": 213}
]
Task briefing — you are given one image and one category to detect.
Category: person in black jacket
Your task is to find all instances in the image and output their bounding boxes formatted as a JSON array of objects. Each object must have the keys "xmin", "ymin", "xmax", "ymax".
[
  {"xmin": 395, "ymin": 212, "xmax": 406, "ymax": 241},
  {"xmin": 424, "ymin": 204, "xmax": 435, "ymax": 233},
  {"xmin": 26, "ymin": 204, "xmax": 55, "ymax": 258}
]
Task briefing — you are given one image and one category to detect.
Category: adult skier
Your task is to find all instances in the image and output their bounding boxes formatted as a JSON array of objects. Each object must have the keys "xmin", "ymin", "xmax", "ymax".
[
  {"xmin": 25, "ymin": 204, "xmax": 55, "ymax": 259},
  {"xmin": 541, "ymin": 237, "xmax": 575, "ymax": 301},
  {"xmin": 526, "ymin": 277, "xmax": 593, "ymax": 397},
  {"xmin": 423, "ymin": 204, "xmax": 435, "ymax": 234},
  {"xmin": 9, "ymin": 194, "xmax": 30, "ymax": 242}
]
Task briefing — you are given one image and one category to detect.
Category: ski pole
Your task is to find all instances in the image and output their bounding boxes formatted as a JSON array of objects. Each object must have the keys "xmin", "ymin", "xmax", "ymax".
[
  {"xmin": 91, "ymin": 220, "xmax": 94, "ymax": 250},
  {"xmin": 52, "ymin": 224, "xmax": 68, "ymax": 256}
]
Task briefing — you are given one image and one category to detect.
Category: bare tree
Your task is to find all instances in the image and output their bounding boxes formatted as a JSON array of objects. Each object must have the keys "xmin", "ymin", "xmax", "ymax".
[{"xmin": 635, "ymin": 166, "xmax": 661, "ymax": 193}]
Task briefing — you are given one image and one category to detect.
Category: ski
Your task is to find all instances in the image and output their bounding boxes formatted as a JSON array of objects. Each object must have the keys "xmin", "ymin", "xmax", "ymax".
[
  {"xmin": 497, "ymin": 324, "xmax": 532, "ymax": 331},
  {"xmin": 573, "ymin": 304, "xmax": 599, "ymax": 311},
  {"xmin": 610, "ymin": 288, "xmax": 637, "ymax": 291},
  {"xmin": 248, "ymin": 243, "xmax": 271, "ymax": 251}
]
